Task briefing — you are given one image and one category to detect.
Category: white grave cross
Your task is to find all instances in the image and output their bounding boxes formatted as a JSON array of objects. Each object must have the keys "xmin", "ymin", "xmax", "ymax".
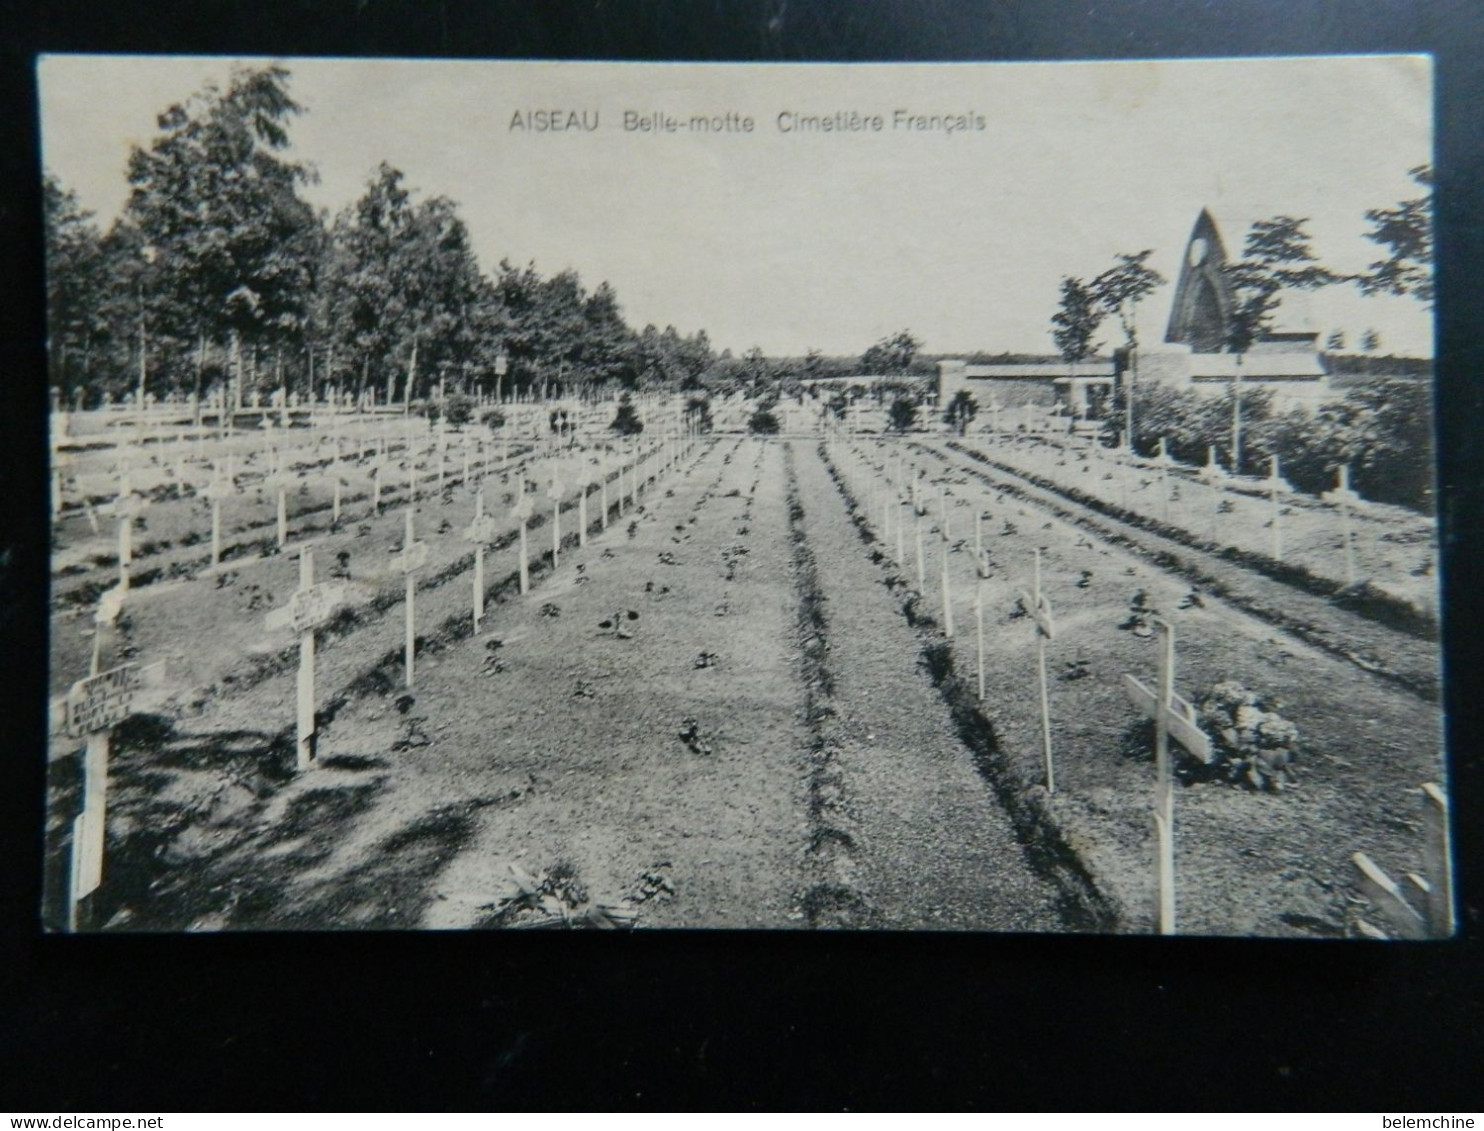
[
  {"xmin": 265, "ymin": 547, "xmax": 346, "ymax": 771},
  {"xmin": 265, "ymin": 465, "xmax": 295, "ymax": 549},
  {"xmin": 1016, "ymin": 547, "xmax": 1057, "ymax": 793},
  {"xmin": 200, "ymin": 461, "xmax": 236, "ymax": 571},
  {"xmin": 390, "ymin": 510, "xmax": 430, "ymax": 687},
  {"xmin": 109, "ymin": 481, "xmax": 148, "ymax": 591},
  {"xmin": 548, "ymin": 473, "xmax": 565, "ymax": 568},
  {"xmin": 1121, "ymin": 618, "xmax": 1213, "ymax": 935},
  {"xmin": 463, "ymin": 487, "xmax": 498, "ymax": 631},
  {"xmin": 513, "ymin": 481, "xmax": 534, "ymax": 593},
  {"xmin": 50, "ymin": 594, "xmax": 168, "ymax": 930}
]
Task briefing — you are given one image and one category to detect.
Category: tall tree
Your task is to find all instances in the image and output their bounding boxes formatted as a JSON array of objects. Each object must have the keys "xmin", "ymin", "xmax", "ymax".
[
  {"xmin": 42, "ymin": 174, "xmax": 107, "ymax": 398},
  {"xmin": 1221, "ymin": 216, "xmax": 1335, "ymax": 353},
  {"xmin": 1091, "ymin": 250, "xmax": 1164, "ymax": 351},
  {"xmin": 1091, "ymin": 250, "xmax": 1165, "ymax": 439},
  {"xmin": 1050, "ymin": 276, "xmax": 1103, "ymax": 364},
  {"xmin": 1358, "ymin": 164, "xmax": 1433, "ymax": 308},
  {"xmin": 861, "ymin": 329, "xmax": 921, "ymax": 375},
  {"xmin": 123, "ymin": 64, "xmax": 321, "ymax": 402}
]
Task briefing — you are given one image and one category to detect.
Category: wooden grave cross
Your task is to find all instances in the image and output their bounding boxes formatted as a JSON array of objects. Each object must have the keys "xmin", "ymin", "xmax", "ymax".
[
  {"xmin": 512, "ymin": 478, "xmax": 534, "ymax": 593},
  {"xmin": 48, "ymin": 419, "xmax": 65, "ymax": 508},
  {"xmin": 463, "ymin": 487, "xmax": 498, "ymax": 631},
  {"xmin": 938, "ymin": 486, "xmax": 954, "ymax": 637},
  {"xmin": 617, "ymin": 444, "xmax": 629, "ymax": 516},
  {"xmin": 50, "ymin": 587, "xmax": 168, "ymax": 930},
  {"xmin": 109, "ymin": 477, "xmax": 148, "ymax": 591},
  {"xmin": 1159, "ymin": 438, "xmax": 1173, "ymax": 524},
  {"xmin": 974, "ymin": 546, "xmax": 992, "ymax": 702},
  {"xmin": 894, "ymin": 463, "xmax": 907, "ymax": 568},
  {"xmin": 577, "ymin": 462, "xmax": 593, "ymax": 546},
  {"xmin": 265, "ymin": 464, "xmax": 295, "ymax": 549},
  {"xmin": 1350, "ymin": 782, "xmax": 1453, "ymax": 940},
  {"xmin": 399, "ymin": 423, "xmax": 414, "ymax": 501},
  {"xmin": 913, "ymin": 470, "xmax": 926, "ymax": 591},
  {"xmin": 878, "ymin": 459, "xmax": 891, "ymax": 541},
  {"xmin": 1266, "ymin": 455, "xmax": 1289, "ymax": 561},
  {"xmin": 1121, "ymin": 618, "xmax": 1214, "ymax": 935},
  {"xmin": 1323, "ymin": 464, "xmax": 1365, "ymax": 587},
  {"xmin": 200, "ymin": 460, "xmax": 237, "ymax": 571},
  {"xmin": 265, "ymin": 546, "xmax": 347, "ymax": 771},
  {"xmin": 326, "ymin": 432, "xmax": 345, "ymax": 524},
  {"xmin": 548, "ymin": 473, "xmax": 565, "ymax": 568},
  {"xmin": 390, "ymin": 509, "xmax": 430, "ymax": 687},
  {"xmin": 436, "ymin": 419, "xmax": 448, "ymax": 492},
  {"xmin": 599, "ymin": 448, "xmax": 609, "ymax": 529},
  {"xmin": 1016, "ymin": 547, "xmax": 1057, "ymax": 794},
  {"xmin": 371, "ymin": 440, "xmax": 385, "ymax": 512}
]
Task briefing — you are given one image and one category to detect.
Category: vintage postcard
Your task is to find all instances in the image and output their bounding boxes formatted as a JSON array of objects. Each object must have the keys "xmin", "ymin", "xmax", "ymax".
[{"xmin": 38, "ymin": 54, "xmax": 1443, "ymax": 936}]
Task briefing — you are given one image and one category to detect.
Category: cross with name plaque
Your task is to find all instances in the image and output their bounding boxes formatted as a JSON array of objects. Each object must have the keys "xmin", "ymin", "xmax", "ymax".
[{"xmin": 50, "ymin": 587, "xmax": 168, "ymax": 930}]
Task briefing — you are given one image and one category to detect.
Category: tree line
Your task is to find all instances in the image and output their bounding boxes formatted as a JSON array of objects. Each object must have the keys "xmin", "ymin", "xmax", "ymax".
[
  {"xmin": 43, "ymin": 65, "xmax": 720, "ymax": 410},
  {"xmin": 43, "ymin": 65, "xmax": 961, "ymax": 414}
]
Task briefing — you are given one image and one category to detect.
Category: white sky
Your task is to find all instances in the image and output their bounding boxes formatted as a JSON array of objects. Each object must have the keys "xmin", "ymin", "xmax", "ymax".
[{"xmin": 37, "ymin": 54, "xmax": 1434, "ymax": 357}]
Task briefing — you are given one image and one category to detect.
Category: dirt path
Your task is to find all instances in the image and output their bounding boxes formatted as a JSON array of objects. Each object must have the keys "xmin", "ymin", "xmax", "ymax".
[{"xmin": 788, "ymin": 441, "xmax": 1065, "ymax": 932}]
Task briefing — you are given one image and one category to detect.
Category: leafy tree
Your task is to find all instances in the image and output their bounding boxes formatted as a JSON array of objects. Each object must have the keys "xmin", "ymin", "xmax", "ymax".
[
  {"xmin": 1091, "ymin": 250, "xmax": 1165, "ymax": 436},
  {"xmin": 1221, "ymin": 216, "xmax": 1336, "ymax": 353},
  {"xmin": 324, "ymin": 163, "xmax": 413, "ymax": 403},
  {"xmin": 42, "ymin": 174, "xmax": 108, "ymax": 397},
  {"xmin": 610, "ymin": 392, "xmax": 644, "ymax": 435},
  {"xmin": 481, "ymin": 408, "xmax": 506, "ymax": 432},
  {"xmin": 122, "ymin": 64, "xmax": 321, "ymax": 403},
  {"xmin": 1359, "ymin": 165, "xmax": 1433, "ymax": 308},
  {"xmin": 861, "ymin": 329, "xmax": 921, "ymax": 375},
  {"xmin": 887, "ymin": 396, "xmax": 919, "ymax": 433},
  {"xmin": 944, "ymin": 389, "xmax": 979, "ymax": 436},
  {"xmin": 1091, "ymin": 250, "xmax": 1164, "ymax": 350},
  {"xmin": 1050, "ymin": 276, "xmax": 1103, "ymax": 364}
]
